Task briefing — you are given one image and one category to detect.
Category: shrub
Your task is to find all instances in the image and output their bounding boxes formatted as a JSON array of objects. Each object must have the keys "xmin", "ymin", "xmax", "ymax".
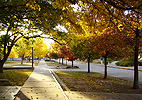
[
  {"xmin": 116, "ymin": 58, "xmax": 134, "ymax": 66},
  {"xmin": 66, "ymin": 66, "xmax": 71, "ymax": 69},
  {"xmin": 45, "ymin": 59, "xmax": 55, "ymax": 62},
  {"xmin": 74, "ymin": 66, "xmax": 79, "ymax": 68}
]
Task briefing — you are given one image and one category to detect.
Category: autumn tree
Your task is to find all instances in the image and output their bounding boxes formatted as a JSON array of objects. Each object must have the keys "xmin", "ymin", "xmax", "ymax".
[
  {"xmin": 33, "ymin": 38, "xmax": 48, "ymax": 60},
  {"xmin": 0, "ymin": 0, "xmax": 63, "ymax": 73},
  {"xmin": 67, "ymin": 0, "xmax": 142, "ymax": 89},
  {"xmin": 16, "ymin": 38, "xmax": 32, "ymax": 64},
  {"xmin": 8, "ymin": 46, "xmax": 18, "ymax": 61}
]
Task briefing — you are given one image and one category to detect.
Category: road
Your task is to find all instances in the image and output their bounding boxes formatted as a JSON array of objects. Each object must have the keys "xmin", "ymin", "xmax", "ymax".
[{"xmin": 52, "ymin": 59, "xmax": 142, "ymax": 84}]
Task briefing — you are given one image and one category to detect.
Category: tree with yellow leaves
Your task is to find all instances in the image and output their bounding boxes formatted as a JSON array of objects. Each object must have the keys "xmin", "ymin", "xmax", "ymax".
[{"xmin": 8, "ymin": 46, "xmax": 18, "ymax": 61}]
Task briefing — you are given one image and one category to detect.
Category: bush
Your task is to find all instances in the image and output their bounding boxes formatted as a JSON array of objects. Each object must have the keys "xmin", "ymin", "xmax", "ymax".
[
  {"xmin": 116, "ymin": 58, "xmax": 134, "ymax": 66},
  {"xmin": 138, "ymin": 62, "xmax": 142, "ymax": 66},
  {"xmin": 103, "ymin": 58, "xmax": 114, "ymax": 65},
  {"xmin": 66, "ymin": 66, "xmax": 71, "ymax": 69},
  {"xmin": 74, "ymin": 66, "xmax": 79, "ymax": 68},
  {"xmin": 45, "ymin": 59, "xmax": 55, "ymax": 62}
]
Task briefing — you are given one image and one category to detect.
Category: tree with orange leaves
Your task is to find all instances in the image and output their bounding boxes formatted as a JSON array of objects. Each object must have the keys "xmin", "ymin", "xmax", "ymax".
[{"xmin": 93, "ymin": 26, "xmax": 134, "ymax": 79}]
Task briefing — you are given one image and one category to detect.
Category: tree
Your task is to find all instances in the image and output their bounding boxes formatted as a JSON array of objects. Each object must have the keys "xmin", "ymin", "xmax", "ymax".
[
  {"xmin": 68, "ymin": 0, "xmax": 142, "ymax": 89},
  {"xmin": 16, "ymin": 38, "xmax": 32, "ymax": 64},
  {"xmin": 47, "ymin": 42, "xmax": 59, "ymax": 60},
  {"xmin": 33, "ymin": 38, "xmax": 48, "ymax": 60},
  {"xmin": 0, "ymin": 0, "xmax": 63, "ymax": 73},
  {"xmin": 8, "ymin": 46, "xmax": 18, "ymax": 61}
]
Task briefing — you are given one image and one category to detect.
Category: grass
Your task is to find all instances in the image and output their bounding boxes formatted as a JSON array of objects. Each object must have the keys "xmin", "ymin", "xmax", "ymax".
[
  {"xmin": 54, "ymin": 71, "xmax": 142, "ymax": 94},
  {"xmin": 46, "ymin": 62, "xmax": 67, "ymax": 67},
  {"xmin": 0, "ymin": 69, "xmax": 33, "ymax": 86},
  {"xmin": 4, "ymin": 60, "xmax": 39, "ymax": 67}
]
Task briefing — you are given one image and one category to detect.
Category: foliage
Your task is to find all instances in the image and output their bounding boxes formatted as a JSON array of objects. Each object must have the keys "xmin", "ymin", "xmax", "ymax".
[
  {"xmin": 33, "ymin": 38, "xmax": 48, "ymax": 58},
  {"xmin": 8, "ymin": 46, "xmax": 18, "ymax": 59},
  {"xmin": 116, "ymin": 58, "xmax": 134, "ymax": 67},
  {"xmin": 0, "ymin": 69, "xmax": 33, "ymax": 86},
  {"xmin": 47, "ymin": 42, "xmax": 59, "ymax": 59}
]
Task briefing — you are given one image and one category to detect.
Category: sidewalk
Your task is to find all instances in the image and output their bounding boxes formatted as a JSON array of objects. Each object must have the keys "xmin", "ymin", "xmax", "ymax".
[{"xmin": 15, "ymin": 59, "xmax": 67, "ymax": 100}]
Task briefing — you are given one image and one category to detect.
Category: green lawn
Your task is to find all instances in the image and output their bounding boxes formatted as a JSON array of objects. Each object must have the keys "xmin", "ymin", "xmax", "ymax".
[
  {"xmin": 0, "ymin": 69, "xmax": 33, "ymax": 86},
  {"xmin": 4, "ymin": 60, "xmax": 39, "ymax": 67},
  {"xmin": 46, "ymin": 62, "xmax": 67, "ymax": 67},
  {"xmin": 0, "ymin": 60, "xmax": 38, "ymax": 86},
  {"xmin": 54, "ymin": 71, "xmax": 142, "ymax": 94}
]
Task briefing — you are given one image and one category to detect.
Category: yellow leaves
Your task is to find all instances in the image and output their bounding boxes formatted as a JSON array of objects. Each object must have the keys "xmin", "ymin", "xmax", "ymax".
[{"xmin": 26, "ymin": 0, "xmax": 41, "ymax": 11}]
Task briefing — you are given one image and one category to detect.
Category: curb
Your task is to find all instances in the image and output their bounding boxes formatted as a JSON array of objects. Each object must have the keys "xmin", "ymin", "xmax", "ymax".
[
  {"xmin": 49, "ymin": 70, "xmax": 70, "ymax": 100},
  {"xmin": 3, "ymin": 67, "xmax": 34, "ymax": 70},
  {"xmin": 94, "ymin": 64, "xmax": 142, "ymax": 72},
  {"xmin": 51, "ymin": 70, "xmax": 70, "ymax": 91}
]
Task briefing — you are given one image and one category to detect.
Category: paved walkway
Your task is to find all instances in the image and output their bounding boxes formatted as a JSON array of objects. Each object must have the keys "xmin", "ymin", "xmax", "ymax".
[{"xmin": 15, "ymin": 59, "xmax": 67, "ymax": 100}]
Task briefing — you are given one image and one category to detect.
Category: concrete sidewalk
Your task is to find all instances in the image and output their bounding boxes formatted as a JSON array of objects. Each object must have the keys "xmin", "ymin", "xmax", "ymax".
[{"xmin": 15, "ymin": 59, "xmax": 67, "ymax": 100}]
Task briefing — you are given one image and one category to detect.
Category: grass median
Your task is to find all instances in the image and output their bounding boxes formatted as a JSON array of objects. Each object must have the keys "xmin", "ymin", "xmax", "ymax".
[
  {"xmin": 4, "ymin": 60, "xmax": 39, "ymax": 67},
  {"xmin": 0, "ymin": 69, "xmax": 33, "ymax": 86},
  {"xmin": 0, "ymin": 60, "xmax": 38, "ymax": 86},
  {"xmin": 46, "ymin": 62, "xmax": 67, "ymax": 67},
  {"xmin": 54, "ymin": 71, "xmax": 142, "ymax": 94}
]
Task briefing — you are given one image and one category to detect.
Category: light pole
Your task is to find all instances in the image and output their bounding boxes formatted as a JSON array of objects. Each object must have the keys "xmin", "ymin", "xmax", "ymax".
[{"xmin": 32, "ymin": 41, "xmax": 34, "ymax": 69}]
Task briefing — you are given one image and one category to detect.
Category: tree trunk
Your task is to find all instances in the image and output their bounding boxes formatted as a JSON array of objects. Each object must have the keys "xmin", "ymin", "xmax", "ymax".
[
  {"xmin": 88, "ymin": 55, "xmax": 90, "ymax": 73},
  {"xmin": 132, "ymin": 28, "xmax": 139, "ymax": 89},
  {"xmin": 133, "ymin": 46, "xmax": 139, "ymax": 89},
  {"xmin": 21, "ymin": 54, "xmax": 24, "ymax": 65},
  {"xmin": 62, "ymin": 58, "xmax": 63, "ymax": 65},
  {"xmin": 72, "ymin": 60, "xmax": 73, "ymax": 68},
  {"xmin": 0, "ymin": 61, "xmax": 3, "ymax": 73},
  {"xmin": 21, "ymin": 59, "xmax": 23, "ymax": 65},
  {"xmin": 66, "ymin": 60, "xmax": 67, "ymax": 66},
  {"xmin": 59, "ymin": 58, "xmax": 60, "ymax": 64},
  {"xmin": 104, "ymin": 51, "xmax": 108, "ymax": 79}
]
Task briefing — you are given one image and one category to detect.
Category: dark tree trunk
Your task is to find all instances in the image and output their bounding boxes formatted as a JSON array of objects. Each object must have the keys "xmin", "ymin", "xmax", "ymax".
[
  {"xmin": 132, "ymin": 28, "xmax": 139, "ymax": 89},
  {"xmin": 104, "ymin": 51, "xmax": 108, "ymax": 79},
  {"xmin": 21, "ymin": 54, "xmax": 24, "ymax": 65},
  {"xmin": 62, "ymin": 58, "xmax": 63, "ymax": 65},
  {"xmin": 72, "ymin": 60, "xmax": 73, "ymax": 68},
  {"xmin": 59, "ymin": 58, "xmax": 60, "ymax": 64},
  {"xmin": 88, "ymin": 55, "xmax": 90, "ymax": 73},
  {"xmin": 0, "ymin": 61, "xmax": 3, "ymax": 73}
]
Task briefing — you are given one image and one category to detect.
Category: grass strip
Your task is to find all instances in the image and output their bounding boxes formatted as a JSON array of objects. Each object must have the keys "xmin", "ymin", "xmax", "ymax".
[
  {"xmin": 0, "ymin": 69, "xmax": 33, "ymax": 86},
  {"xmin": 4, "ymin": 60, "xmax": 39, "ymax": 67},
  {"xmin": 46, "ymin": 62, "xmax": 67, "ymax": 67},
  {"xmin": 54, "ymin": 71, "xmax": 142, "ymax": 94}
]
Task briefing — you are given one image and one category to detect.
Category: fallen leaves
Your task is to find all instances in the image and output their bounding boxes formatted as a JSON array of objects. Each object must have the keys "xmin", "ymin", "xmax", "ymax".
[{"xmin": 54, "ymin": 71, "xmax": 142, "ymax": 94}]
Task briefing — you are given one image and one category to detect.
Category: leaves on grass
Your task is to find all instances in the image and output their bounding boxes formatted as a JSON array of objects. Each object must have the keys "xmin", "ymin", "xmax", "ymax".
[{"xmin": 54, "ymin": 71, "xmax": 142, "ymax": 94}]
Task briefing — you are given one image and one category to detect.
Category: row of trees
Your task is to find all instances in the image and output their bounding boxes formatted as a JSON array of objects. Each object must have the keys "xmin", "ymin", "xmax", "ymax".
[
  {"xmin": 8, "ymin": 37, "xmax": 48, "ymax": 64},
  {"xmin": 46, "ymin": 0, "xmax": 142, "ymax": 89}
]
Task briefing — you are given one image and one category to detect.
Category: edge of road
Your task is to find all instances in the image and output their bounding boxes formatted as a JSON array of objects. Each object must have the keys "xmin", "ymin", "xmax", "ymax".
[{"xmin": 94, "ymin": 63, "xmax": 142, "ymax": 72}]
